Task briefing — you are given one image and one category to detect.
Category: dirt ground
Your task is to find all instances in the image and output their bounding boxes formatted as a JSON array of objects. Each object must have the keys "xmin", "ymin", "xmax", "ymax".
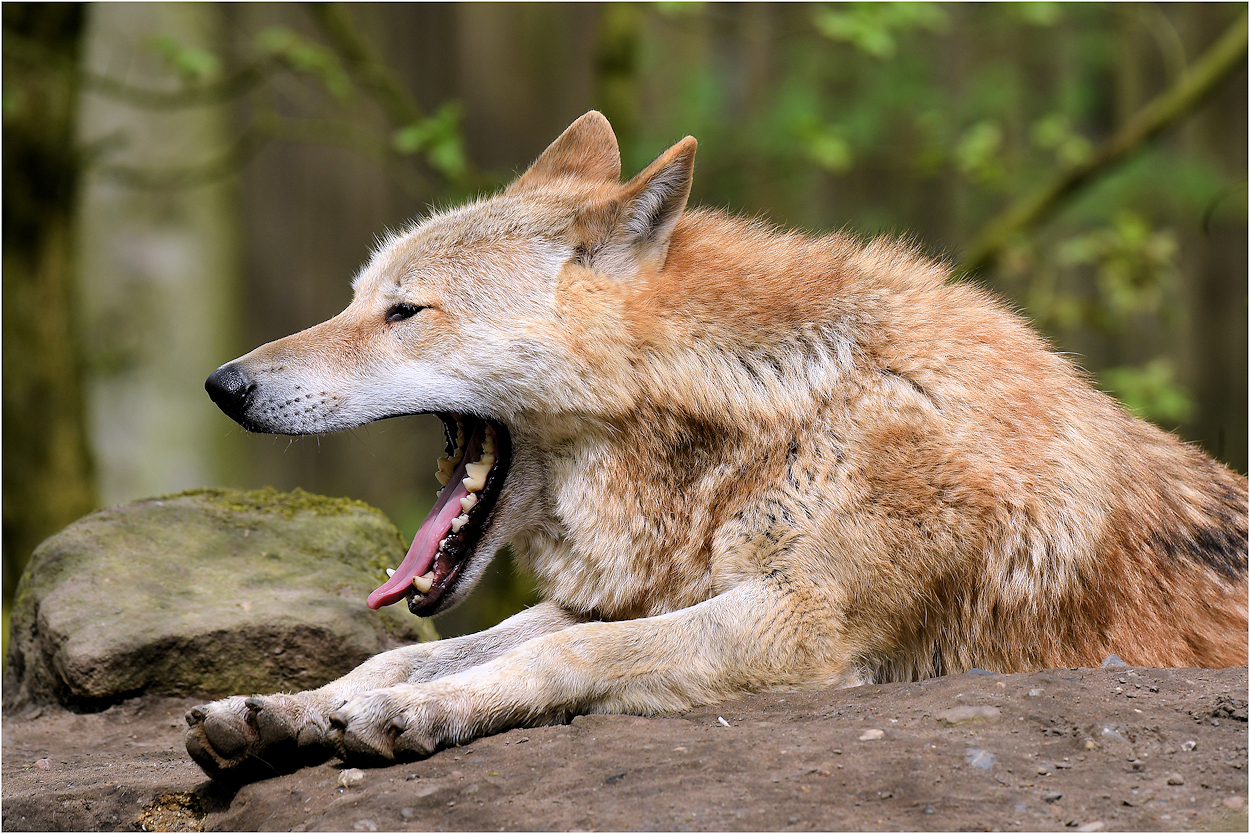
[{"xmin": 3, "ymin": 664, "xmax": 1246, "ymax": 832}]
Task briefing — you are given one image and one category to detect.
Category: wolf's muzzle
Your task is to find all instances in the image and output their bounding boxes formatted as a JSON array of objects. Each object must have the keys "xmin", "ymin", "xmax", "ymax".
[{"xmin": 205, "ymin": 363, "xmax": 256, "ymax": 426}]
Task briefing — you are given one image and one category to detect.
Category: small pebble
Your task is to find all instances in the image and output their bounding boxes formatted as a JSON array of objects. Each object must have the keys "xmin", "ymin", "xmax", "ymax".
[
  {"xmin": 1223, "ymin": 796, "xmax": 1245, "ymax": 810},
  {"xmin": 1100, "ymin": 654, "xmax": 1128, "ymax": 668},
  {"xmin": 1027, "ymin": 688, "xmax": 1043, "ymax": 698},
  {"xmin": 338, "ymin": 768, "xmax": 366, "ymax": 789},
  {"xmin": 1099, "ymin": 725, "xmax": 1127, "ymax": 743},
  {"xmin": 399, "ymin": 808, "xmax": 417, "ymax": 820},
  {"xmin": 1166, "ymin": 773, "xmax": 1184, "ymax": 786},
  {"xmin": 33, "ymin": 758, "xmax": 50, "ymax": 771},
  {"xmin": 1180, "ymin": 740, "xmax": 1197, "ymax": 752},
  {"xmin": 859, "ymin": 728, "xmax": 885, "ymax": 741},
  {"xmin": 935, "ymin": 705, "xmax": 1001, "ymax": 725},
  {"xmin": 965, "ymin": 748, "xmax": 996, "ymax": 770},
  {"xmin": 1043, "ymin": 791, "xmax": 1063, "ymax": 803},
  {"xmin": 352, "ymin": 820, "xmax": 378, "ymax": 832}
]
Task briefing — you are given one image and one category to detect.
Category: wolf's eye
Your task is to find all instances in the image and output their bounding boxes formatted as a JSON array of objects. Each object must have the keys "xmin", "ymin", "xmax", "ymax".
[{"xmin": 386, "ymin": 303, "xmax": 424, "ymax": 323}]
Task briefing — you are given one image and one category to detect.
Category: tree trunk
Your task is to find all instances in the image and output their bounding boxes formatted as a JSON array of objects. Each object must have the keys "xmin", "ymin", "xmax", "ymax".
[{"xmin": 2, "ymin": 4, "xmax": 96, "ymax": 599}]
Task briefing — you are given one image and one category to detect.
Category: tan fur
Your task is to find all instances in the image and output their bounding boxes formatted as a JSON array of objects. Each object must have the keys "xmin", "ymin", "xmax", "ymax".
[{"xmin": 186, "ymin": 112, "xmax": 1247, "ymax": 780}]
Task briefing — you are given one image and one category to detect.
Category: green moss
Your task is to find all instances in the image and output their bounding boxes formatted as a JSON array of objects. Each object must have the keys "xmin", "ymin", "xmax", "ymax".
[{"xmin": 166, "ymin": 486, "xmax": 384, "ymax": 520}]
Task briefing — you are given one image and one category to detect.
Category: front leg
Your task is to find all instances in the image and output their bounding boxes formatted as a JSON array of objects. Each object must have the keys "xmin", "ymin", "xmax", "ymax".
[
  {"xmin": 329, "ymin": 581, "xmax": 845, "ymax": 763},
  {"xmin": 185, "ymin": 601, "xmax": 583, "ymax": 780}
]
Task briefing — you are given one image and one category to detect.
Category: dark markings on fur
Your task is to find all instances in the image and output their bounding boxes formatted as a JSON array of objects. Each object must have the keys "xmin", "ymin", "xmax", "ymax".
[
  {"xmin": 764, "ymin": 353, "xmax": 785, "ymax": 381},
  {"xmin": 881, "ymin": 367, "xmax": 933, "ymax": 404},
  {"xmin": 1150, "ymin": 521, "xmax": 1247, "ymax": 582},
  {"xmin": 785, "ymin": 438, "xmax": 801, "ymax": 491},
  {"xmin": 738, "ymin": 355, "xmax": 766, "ymax": 388},
  {"xmin": 763, "ymin": 497, "xmax": 796, "ymax": 529},
  {"xmin": 764, "ymin": 567, "xmax": 794, "ymax": 593}
]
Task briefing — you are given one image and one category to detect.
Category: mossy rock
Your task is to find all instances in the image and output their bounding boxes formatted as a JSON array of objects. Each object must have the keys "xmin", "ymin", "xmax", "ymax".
[{"xmin": 4, "ymin": 488, "xmax": 437, "ymax": 710}]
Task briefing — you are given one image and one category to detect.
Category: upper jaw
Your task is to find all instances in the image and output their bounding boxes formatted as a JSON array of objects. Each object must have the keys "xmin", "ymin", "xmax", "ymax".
[{"xmin": 207, "ymin": 360, "xmax": 532, "ymax": 617}]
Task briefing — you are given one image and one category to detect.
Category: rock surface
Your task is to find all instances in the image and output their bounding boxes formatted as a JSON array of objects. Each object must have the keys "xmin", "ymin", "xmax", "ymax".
[
  {"xmin": 4, "ymin": 488, "xmax": 436, "ymax": 710},
  {"xmin": 2, "ymin": 665, "xmax": 1246, "ymax": 831}
]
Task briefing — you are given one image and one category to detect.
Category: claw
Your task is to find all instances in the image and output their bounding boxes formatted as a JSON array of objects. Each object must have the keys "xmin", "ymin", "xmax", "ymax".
[
  {"xmin": 186, "ymin": 706, "xmax": 207, "ymax": 727},
  {"xmin": 328, "ymin": 710, "xmax": 349, "ymax": 730}
]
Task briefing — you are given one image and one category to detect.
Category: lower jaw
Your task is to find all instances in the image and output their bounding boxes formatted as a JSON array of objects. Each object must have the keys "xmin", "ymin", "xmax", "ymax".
[
  {"xmin": 407, "ymin": 553, "xmax": 468, "ymax": 615},
  {"xmin": 401, "ymin": 415, "xmax": 511, "ymax": 616}
]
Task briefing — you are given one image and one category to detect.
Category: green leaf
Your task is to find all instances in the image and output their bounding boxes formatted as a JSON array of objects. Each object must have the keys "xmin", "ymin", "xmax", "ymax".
[
  {"xmin": 1012, "ymin": 3, "xmax": 1063, "ymax": 27},
  {"xmin": 256, "ymin": 27, "xmax": 352, "ymax": 100},
  {"xmin": 813, "ymin": 3, "xmax": 949, "ymax": 59},
  {"xmin": 392, "ymin": 102, "xmax": 467, "ymax": 179},
  {"xmin": 150, "ymin": 35, "xmax": 221, "ymax": 82},
  {"xmin": 808, "ymin": 130, "xmax": 854, "ymax": 172},
  {"xmin": 1100, "ymin": 358, "xmax": 1195, "ymax": 425},
  {"xmin": 954, "ymin": 120, "xmax": 1004, "ymax": 184}
]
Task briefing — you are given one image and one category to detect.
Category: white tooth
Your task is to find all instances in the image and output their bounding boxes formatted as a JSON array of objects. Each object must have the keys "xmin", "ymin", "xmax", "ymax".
[
  {"xmin": 386, "ymin": 568, "xmax": 396, "ymax": 577},
  {"xmin": 460, "ymin": 493, "xmax": 478, "ymax": 513},
  {"xmin": 482, "ymin": 436, "xmax": 496, "ymax": 454},
  {"xmin": 437, "ymin": 457, "xmax": 457, "ymax": 475},
  {"xmin": 435, "ymin": 470, "xmax": 450, "ymax": 486},
  {"xmin": 412, "ymin": 572, "xmax": 433, "ymax": 593},
  {"xmin": 451, "ymin": 449, "xmax": 465, "ymax": 463},
  {"xmin": 450, "ymin": 514, "xmax": 469, "ymax": 532},
  {"xmin": 463, "ymin": 462, "xmax": 491, "ymax": 491},
  {"xmin": 478, "ymin": 453, "xmax": 496, "ymax": 466}
]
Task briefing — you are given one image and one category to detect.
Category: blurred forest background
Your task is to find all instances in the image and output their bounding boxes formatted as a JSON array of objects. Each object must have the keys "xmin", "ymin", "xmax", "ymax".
[{"xmin": 4, "ymin": 2, "xmax": 1246, "ymax": 640}]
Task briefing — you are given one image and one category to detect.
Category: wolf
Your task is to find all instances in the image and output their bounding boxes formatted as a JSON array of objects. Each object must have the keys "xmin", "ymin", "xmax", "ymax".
[{"xmin": 188, "ymin": 111, "xmax": 1247, "ymax": 781}]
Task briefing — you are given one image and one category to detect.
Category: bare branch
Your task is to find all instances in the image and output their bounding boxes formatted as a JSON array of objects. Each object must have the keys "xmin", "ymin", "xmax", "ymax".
[
  {"xmin": 91, "ymin": 126, "xmax": 269, "ymax": 190},
  {"xmin": 89, "ymin": 110, "xmax": 433, "ymax": 197},
  {"xmin": 304, "ymin": 3, "xmax": 423, "ymax": 126},
  {"xmin": 81, "ymin": 60, "xmax": 274, "ymax": 109},
  {"xmin": 959, "ymin": 10, "xmax": 1248, "ymax": 277}
]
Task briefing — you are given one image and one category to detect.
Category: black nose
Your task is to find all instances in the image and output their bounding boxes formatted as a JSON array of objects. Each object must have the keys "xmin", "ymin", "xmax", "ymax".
[{"xmin": 205, "ymin": 364, "xmax": 255, "ymax": 424}]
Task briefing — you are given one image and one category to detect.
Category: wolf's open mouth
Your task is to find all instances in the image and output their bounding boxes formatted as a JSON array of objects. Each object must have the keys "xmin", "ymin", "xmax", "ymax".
[{"xmin": 367, "ymin": 413, "xmax": 511, "ymax": 616}]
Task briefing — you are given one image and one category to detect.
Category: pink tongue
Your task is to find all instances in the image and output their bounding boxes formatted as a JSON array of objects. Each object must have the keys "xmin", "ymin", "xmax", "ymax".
[{"xmin": 367, "ymin": 437, "xmax": 479, "ymax": 609}]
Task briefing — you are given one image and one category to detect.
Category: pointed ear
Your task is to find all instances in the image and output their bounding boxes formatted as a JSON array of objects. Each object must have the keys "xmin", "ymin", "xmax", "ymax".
[
  {"xmin": 509, "ymin": 111, "xmax": 621, "ymax": 192},
  {"xmin": 590, "ymin": 136, "xmax": 696, "ymax": 275}
]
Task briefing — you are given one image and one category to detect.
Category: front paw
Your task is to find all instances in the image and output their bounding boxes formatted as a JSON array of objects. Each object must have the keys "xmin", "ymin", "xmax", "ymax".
[
  {"xmin": 327, "ymin": 686, "xmax": 447, "ymax": 765},
  {"xmin": 184, "ymin": 693, "xmax": 335, "ymax": 782}
]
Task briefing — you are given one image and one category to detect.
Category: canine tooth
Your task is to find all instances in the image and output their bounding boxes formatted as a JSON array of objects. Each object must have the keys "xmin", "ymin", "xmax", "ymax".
[
  {"xmin": 386, "ymin": 568, "xmax": 396, "ymax": 577},
  {"xmin": 412, "ymin": 572, "xmax": 433, "ymax": 593},
  {"xmin": 463, "ymin": 462, "xmax": 491, "ymax": 491},
  {"xmin": 435, "ymin": 470, "xmax": 450, "ymax": 486},
  {"xmin": 450, "ymin": 514, "xmax": 469, "ymax": 533},
  {"xmin": 460, "ymin": 493, "xmax": 478, "ymax": 513}
]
